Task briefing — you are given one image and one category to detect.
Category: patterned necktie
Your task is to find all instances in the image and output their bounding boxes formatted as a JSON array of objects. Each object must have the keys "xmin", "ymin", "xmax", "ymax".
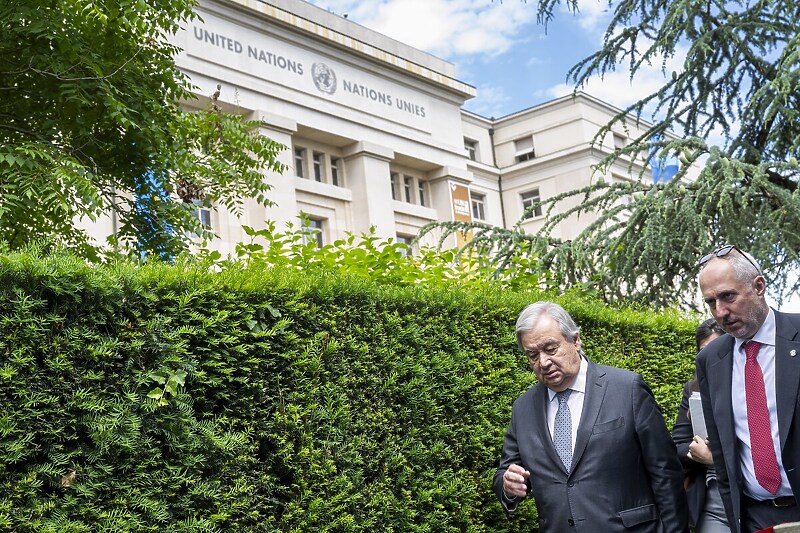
[
  {"xmin": 743, "ymin": 340, "xmax": 781, "ymax": 494},
  {"xmin": 554, "ymin": 389, "xmax": 573, "ymax": 471}
]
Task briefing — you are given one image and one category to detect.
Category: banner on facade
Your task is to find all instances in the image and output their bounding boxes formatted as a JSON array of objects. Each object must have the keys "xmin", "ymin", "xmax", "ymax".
[{"xmin": 449, "ymin": 181, "xmax": 473, "ymax": 248}]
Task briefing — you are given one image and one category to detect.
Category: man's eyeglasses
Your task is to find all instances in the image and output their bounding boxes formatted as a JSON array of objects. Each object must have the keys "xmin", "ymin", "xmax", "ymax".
[{"xmin": 698, "ymin": 244, "xmax": 762, "ymax": 275}]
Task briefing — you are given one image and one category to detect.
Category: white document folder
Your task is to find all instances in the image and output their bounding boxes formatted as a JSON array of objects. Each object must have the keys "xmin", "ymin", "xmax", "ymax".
[{"xmin": 688, "ymin": 391, "xmax": 707, "ymax": 439}]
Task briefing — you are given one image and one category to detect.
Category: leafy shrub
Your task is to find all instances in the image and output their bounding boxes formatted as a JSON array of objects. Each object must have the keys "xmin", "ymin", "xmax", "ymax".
[{"xmin": 0, "ymin": 245, "xmax": 696, "ymax": 531}]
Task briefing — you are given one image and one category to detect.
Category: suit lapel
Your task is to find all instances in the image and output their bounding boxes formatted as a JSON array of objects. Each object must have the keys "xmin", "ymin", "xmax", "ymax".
[
  {"xmin": 708, "ymin": 336, "xmax": 735, "ymax": 454},
  {"xmin": 571, "ymin": 360, "xmax": 605, "ymax": 474},
  {"xmin": 532, "ymin": 384, "xmax": 566, "ymax": 472},
  {"xmin": 774, "ymin": 311, "xmax": 800, "ymax": 451},
  {"xmin": 706, "ymin": 333, "xmax": 750, "ymax": 507}
]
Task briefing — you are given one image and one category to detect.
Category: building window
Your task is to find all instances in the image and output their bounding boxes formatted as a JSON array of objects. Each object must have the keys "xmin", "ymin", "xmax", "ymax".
[
  {"xmin": 471, "ymin": 193, "xmax": 486, "ymax": 220},
  {"xmin": 514, "ymin": 136, "xmax": 535, "ymax": 163},
  {"xmin": 330, "ymin": 158, "xmax": 341, "ymax": 187},
  {"xmin": 418, "ymin": 181, "xmax": 428, "ymax": 207},
  {"xmin": 197, "ymin": 207, "xmax": 212, "ymax": 230},
  {"xmin": 391, "ymin": 170, "xmax": 428, "ymax": 206},
  {"xmin": 464, "ymin": 139, "xmax": 478, "ymax": 161},
  {"xmin": 302, "ymin": 218, "xmax": 324, "ymax": 248},
  {"xmin": 191, "ymin": 199, "xmax": 213, "ymax": 230},
  {"xmin": 390, "ymin": 172, "xmax": 399, "ymax": 200},
  {"xmin": 294, "ymin": 147, "xmax": 306, "ymax": 178},
  {"xmin": 403, "ymin": 175, "xmax": 414, "ymax": 203},
  {"xmin": 521, "ymin": 189, "xmax": 542, "ymax": 219},
  {"xmin": 396, "ymin": 234, "xmax": 415, "ymax": 257},
  {"xmin": 294, "ymin": 145, "xmax": 342, "ymax": 185},
  {"xmin": 312, "ymin": 152, "xmax": 324, "ymax": 182}
]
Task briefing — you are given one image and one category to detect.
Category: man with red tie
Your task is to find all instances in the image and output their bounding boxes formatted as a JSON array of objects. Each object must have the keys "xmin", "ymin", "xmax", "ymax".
[{"xmin": 696, "ymin": 245, "xmax": 800, "ymax": 532}]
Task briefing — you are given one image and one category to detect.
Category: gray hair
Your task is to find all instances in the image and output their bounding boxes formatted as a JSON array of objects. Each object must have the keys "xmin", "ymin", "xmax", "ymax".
[
  {"xmin": 729, "ymin": 250, "xmax": 763, "ymax": 283},
  {"xmin": 701, "ymin": 248, "xmax": 763, "ymax": 284},
  {"xmin": 515, "ymin": 301, "xmax": 580, "ymax": 352}
]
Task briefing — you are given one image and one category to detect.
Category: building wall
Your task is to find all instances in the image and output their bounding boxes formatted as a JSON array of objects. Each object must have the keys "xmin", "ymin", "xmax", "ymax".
[
  {"xmin": 85, "ymin": 0, "xmax": 692, "ymax": 255},
  {"xmin": 476, "ymin": 95, "xmax": 661, "ymax": 242},
  {"xmin": 166, "ymin": 0, "xmax": 479, "ymax": 254}
]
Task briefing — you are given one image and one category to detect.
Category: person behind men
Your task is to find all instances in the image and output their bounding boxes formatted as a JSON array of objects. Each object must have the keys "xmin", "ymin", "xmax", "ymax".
[
  {"xmin": 696, "ymin": 245, "xmax": 800, "ymax": 532},
  {"xmin": 493, "ymin": 301, "xmax": 688, "ymax": 532},
  {"xmin": 672, "ymin": 318, "xmax": 730, "ymax": 532}
]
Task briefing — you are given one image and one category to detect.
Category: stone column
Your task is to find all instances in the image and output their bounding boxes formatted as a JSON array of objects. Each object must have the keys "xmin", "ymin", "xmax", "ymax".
[
  {"xmin": 342, "ymin": 140, "xmax": 395, "ymax": 239},
  {"xmin": 247, "ymin": 110, "xmax": 299, "ymax": 233},
  {"xmin": 426, "ymin": 165, "xmax": 473, "ymax": 249}
]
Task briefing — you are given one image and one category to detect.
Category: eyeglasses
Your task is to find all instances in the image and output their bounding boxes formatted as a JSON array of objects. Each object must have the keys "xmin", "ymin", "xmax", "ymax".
[{"xmin": 698, "ymin": 244, "xmax": 762, "ymax": 275}]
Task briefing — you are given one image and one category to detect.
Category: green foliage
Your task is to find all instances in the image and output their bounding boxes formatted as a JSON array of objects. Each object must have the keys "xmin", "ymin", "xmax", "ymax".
[
  {"xmin": 210, "ymin": 219, "xmax": 560, "ymax": 294},
  {"xmin": 0, "ymin": 0, "xmax": 286, "ymax": 261},
  {"xmin": 429, "ymin": 0, "xmax": 800, "ymax": 308},
  {"xmin": 0, "ymin": 247, "xmax": 696, "ymax": 531}
]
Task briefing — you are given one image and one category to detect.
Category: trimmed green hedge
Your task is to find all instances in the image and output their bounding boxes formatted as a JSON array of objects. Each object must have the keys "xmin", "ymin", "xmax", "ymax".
[{"xmin": 0, "ymin": 250, "xmax": 697, "ymax": 531}]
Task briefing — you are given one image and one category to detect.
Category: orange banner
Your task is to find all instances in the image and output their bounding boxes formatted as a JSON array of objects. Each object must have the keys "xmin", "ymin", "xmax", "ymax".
[{"xmin": 449, "ymin": 181, "xmax": 473, "ymax": 247}]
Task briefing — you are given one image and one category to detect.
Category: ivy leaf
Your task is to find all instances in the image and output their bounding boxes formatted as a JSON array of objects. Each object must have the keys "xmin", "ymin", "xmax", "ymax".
[
  {"xmin": 172, "ymin": 370, "xmax": 187, "ymax": 386},
  {"xmin": 147, "ymin": 387, "xmax": 164, "ymax": 400},
  {"xmin": 149, "ymin": 370, "xmax": 169, "ymax": 384}
]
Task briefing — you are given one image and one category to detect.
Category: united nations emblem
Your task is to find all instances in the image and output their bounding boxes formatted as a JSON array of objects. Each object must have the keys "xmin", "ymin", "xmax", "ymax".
[{"xmin": 312, "ymin": 62, "xmax": 337, "ymax": 95}]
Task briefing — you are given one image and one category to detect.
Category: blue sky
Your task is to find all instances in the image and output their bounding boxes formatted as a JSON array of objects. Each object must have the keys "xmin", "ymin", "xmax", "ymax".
[{"xmin": 306, "ymin": 0, "xmax": 682, "ymax": 118}]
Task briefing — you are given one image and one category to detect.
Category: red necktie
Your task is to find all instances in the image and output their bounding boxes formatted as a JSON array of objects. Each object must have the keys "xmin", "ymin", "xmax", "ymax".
[{"xmin": 744, "ymin": 341, "xmax": 781, "ymax": 495}]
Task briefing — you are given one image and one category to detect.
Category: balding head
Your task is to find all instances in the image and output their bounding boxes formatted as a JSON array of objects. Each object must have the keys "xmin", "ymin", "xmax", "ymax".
[{"xmin": 698, "ymin": 254, "xmax": 768, "ymax": 339}]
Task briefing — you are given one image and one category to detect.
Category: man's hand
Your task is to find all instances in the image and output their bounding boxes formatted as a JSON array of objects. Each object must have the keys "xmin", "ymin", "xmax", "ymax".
[{"xmin": 502, "ymin": 463, "xmax": 531, "ymax": 499}]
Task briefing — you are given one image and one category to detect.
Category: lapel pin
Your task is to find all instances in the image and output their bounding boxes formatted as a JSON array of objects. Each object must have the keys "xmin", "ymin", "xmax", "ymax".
[{"xmin": 791, "ymin": 350, "xmax": 797, "ymax": 357}]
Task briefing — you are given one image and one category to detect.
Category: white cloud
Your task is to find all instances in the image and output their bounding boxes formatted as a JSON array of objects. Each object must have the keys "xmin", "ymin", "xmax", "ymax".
[
  {"xmin": 464, "ymin": 84, "xmax": 512, "ymax": 119},
  {"xmin": 526, "ymin": 55, "xmax": 545, "ymax": 68},
  {"xmin": 308, "ymin": 0, "xmax": 538, "ymax": 60},
  {"xmin": 548, "ymin": 69, "xmax": 667, "ymax": 111},
  {"xmin": 572, "ymin": 0, "xmax": 612, "ymax": 32},
  {"xmin": 547, "ymin": 42, "xmax": 688, "ymax": 113}
]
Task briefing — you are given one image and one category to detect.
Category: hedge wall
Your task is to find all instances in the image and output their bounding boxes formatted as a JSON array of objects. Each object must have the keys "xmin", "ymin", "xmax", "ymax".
[{"xmin": 0, "ymin": 250, "xmax": 697, "ymax": 531}]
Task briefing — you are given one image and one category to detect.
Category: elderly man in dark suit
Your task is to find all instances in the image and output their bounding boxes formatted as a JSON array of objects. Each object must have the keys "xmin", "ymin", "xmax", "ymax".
[
  {"xmin": 696, "ymin": 245, "xmax": 800, "ymax": 532},
  {"xmin": 493, "ymin": 301, "xmax": 688, "ymax": 532}
]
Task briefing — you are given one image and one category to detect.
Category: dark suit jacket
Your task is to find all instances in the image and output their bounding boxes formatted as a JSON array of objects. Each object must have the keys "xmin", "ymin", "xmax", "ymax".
[
  {"xmin": 493, "ymin": 359, "xmax": 688, "ymax": 533},
  {"xmin": 696, "ymin": 310, "xmax": 800, "ymax": 533},
  {"xmin": 671, "ymin": 381, "xmax": 710, "ymax": 528}
]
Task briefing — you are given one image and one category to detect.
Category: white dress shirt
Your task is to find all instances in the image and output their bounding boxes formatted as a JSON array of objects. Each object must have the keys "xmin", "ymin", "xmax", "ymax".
[
  {"xmin": 731, "ymin": 308, "xmax": 793, "ymax": 498},
  {"xmin": 547, "ymin": 357, "xmax": 588, "ymax": 453}
]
